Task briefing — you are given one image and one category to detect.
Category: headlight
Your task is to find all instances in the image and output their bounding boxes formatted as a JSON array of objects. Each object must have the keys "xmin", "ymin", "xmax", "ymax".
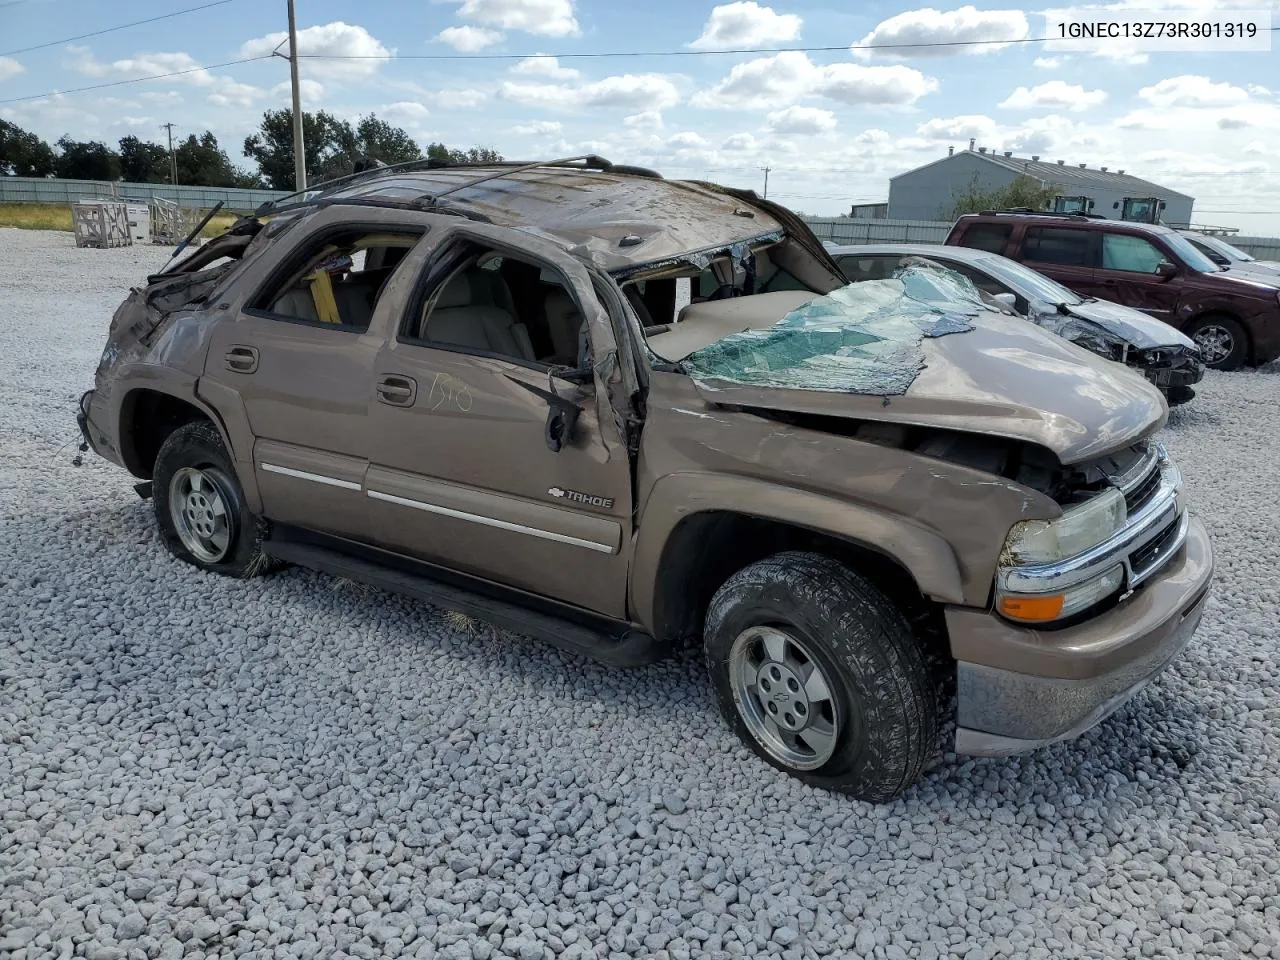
[
  {"xmin": 1002, "ymin": 488, "xmax": 1126, "ymax": 565},
  {"xmin": 996, "ymin": 488, "xmax": 1128, "ymax": 623}
]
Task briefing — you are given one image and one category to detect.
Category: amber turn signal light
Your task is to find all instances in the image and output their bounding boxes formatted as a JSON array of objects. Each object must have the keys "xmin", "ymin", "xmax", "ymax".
[{"xmin": 998, "ymin": 593, "xmax": 1065, "ymax": 622}]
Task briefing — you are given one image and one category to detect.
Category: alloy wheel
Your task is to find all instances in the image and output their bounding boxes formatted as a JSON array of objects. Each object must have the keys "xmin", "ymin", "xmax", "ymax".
[
  {"xmin": 168, "ymin": 466, "xmax": 234, "ymax": 563},
  {"xmin": 728, "ymin": 626, "xmax": 841, "ymax": 771}
]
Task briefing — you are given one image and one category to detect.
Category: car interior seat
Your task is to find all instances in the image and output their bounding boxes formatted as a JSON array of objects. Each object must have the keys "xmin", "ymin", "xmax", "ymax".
[
  {"xmin": 542, "ymin": 289, "xmax": 585, "ymax": 365},
  {"xmin": 423, "ymin": 269, "xmax": 537, "ymax": 361}
]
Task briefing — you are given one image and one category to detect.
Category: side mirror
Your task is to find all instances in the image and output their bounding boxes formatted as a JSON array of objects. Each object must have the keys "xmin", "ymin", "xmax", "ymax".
[
  {"xmin": 1156, "ymin": 261, "xmax": 1178, "ymax": 278},
  {"xmin": 992, "ymin": 292, "xmax": 1017, "ymax": 309}
]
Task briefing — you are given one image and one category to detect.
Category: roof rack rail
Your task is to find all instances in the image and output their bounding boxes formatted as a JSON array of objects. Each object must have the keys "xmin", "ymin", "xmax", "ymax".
[
  {"xmin": 257, "ymin": 154, "xmax": 663, "ymax": 216},
  {"xmin": 972, "ymin": 208, "xmax": 1106, "ymax": 220}
]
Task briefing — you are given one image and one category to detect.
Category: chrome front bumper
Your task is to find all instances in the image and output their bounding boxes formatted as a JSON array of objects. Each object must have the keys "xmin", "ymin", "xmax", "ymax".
[{"xmin": 950, "ymin": 515, "xmax": 1213, "ymax": 757}]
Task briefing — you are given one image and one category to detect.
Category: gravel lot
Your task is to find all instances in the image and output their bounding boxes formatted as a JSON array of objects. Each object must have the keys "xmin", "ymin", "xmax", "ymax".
[{"xmin": 2, "ymin": 226, "xmax": 1279, "ymax": 960}]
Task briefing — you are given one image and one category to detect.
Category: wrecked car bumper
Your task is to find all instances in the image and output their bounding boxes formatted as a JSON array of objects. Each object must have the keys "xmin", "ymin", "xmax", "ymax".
[
  {"xmin": 947, "ymin": 516, "xmax": 1213, "ymax": 756},
  {"xmin": 77, "ymin": 388, "xmax": 122, "ymax": 467},
  {"xmin": 1140, "ymin": 358, "xmax": 1204, "ymax": 390}
]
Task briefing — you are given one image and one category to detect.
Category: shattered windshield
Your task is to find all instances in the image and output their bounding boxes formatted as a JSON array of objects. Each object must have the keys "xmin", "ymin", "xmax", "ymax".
[{"xmin": 680, "ymin": 263, "xmax": 982, "ymax": 396}]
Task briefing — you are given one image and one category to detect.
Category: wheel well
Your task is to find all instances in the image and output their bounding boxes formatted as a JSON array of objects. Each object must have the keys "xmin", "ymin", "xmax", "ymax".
[
  {"xmin": 651, "ymin": 511, "xmax": 945, "ymax": 652},
  {"xmin": 119, "ymin": 390, "xmax": 211, "ymax": 479}
]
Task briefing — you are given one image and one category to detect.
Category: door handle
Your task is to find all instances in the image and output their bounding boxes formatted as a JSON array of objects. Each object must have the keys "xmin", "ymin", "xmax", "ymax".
[
  {"xmin": 224, "ymin": 345, "xmax": 258, "ymax": 373},
  {"xmin": 376, "ymin": 374, "xmax": 417, "ymax": 406}
]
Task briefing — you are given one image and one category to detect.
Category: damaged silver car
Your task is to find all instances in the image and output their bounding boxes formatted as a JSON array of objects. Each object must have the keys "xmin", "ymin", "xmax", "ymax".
[{"xmin": 828, "ymin": 242, "xmax": 1205, "ymax": 405}]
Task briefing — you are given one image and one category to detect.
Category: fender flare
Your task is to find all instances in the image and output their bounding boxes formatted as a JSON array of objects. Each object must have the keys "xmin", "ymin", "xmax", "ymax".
[
  {"xmin": 115, "ymin": 376, "xmax": 262, "ymax": 513},
  {"xmin": 629, "ymin": 472, "xmax": 968, "ymax": 632}
]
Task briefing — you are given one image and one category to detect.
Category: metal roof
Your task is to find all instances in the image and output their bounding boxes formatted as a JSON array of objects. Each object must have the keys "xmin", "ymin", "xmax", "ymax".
[
  {"xmin": 267, "ymin": 161, "xmax": 784, "ymax": 272},
  {"xmin": 891, "ymin": 151, "xmax": 1194, "ymax": 202}
]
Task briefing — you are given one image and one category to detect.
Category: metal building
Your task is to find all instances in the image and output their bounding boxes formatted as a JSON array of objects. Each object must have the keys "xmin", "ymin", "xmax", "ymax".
[{"xmin": 887, "ymin": 145, "xmax": 1194, "ymax": 226}]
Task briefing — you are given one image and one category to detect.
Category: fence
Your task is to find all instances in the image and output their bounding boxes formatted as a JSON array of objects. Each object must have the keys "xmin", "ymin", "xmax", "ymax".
[
  {"xmin": 0, "ymin": 176, "xmax": 288, "ymax": 213},
  {"xmin": 800, "ymin": 216, "xmax": 1280, "ymax": 261}
]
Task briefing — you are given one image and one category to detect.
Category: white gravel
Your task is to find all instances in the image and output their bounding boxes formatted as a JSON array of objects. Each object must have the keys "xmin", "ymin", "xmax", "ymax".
[{"xmin": 2, "ymin": 226, "xmax": 1279, "ymax": 960}]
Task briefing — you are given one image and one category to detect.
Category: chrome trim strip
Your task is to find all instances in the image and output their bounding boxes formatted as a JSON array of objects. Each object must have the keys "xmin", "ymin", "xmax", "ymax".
[
  {"xmin": 260, "ymin": 462, "xmax": 362, "ymax": 490},
  {"xmin": 366, "ymin": 489, "xmax": 615, "ymax": 554},
  {"xmin": 999, "ymin": 458, "xmax": 1182, "ymax": 594}
]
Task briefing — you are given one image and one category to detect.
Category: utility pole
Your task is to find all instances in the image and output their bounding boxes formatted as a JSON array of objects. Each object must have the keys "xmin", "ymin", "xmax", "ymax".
[
  {"xmin": 760, "ymin": 164, "xmax": 771, "ymax": 200},
  {"xmin": 286, "ymin": 0, "xmax": 306, "ymax": 191},
  {"xmin": 161, "ymin": 122, "xmax": 178, "ymax": 186}
]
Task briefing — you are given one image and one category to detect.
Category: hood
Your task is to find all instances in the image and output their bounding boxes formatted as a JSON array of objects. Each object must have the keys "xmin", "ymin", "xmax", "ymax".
[
  {"xmin": 1211, "ymin": 264, "xmax": 1280, "ymax": 292},
  {"xmin": 1039, "ymin": 297, "xmax": 1196, "ymax": 351},
  {"xmin": 683, "ymin": 268, "xmax": 1165, "ymax": 465},
  {"xmin": 1221, "ymin": 260, "xmax": 1280, "ymax": 279}
]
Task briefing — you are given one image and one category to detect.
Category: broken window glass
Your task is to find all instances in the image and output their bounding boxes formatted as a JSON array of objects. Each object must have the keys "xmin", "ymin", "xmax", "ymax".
[{"xmin": 680, "ymin": 264, "xmax": 982, "ymax": 396}]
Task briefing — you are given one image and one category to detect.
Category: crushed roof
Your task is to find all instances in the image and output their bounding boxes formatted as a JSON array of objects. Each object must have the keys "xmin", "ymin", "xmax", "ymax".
[
  {"xmin": 286, "ymin": 164, "xmax": 783, "ymax": 272},
  {"xmin": 892, "ymin": 152, "xmax": 1194, "ymax": 202}
]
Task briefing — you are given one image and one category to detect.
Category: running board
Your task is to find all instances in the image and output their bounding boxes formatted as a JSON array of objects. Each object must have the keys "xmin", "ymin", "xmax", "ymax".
[{"xmin": 262, "ymin": 537, "xmax": 666, "ymax": 668}]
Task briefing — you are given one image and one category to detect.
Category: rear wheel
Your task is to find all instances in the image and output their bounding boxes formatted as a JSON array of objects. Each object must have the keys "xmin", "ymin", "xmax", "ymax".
[
  {"xmin": 704, "ymin": 552, "xmax": 938, "ymax": 802},
  {"xmin": 153, "ymin": 421, "xmax": 273, "ymax": 578},
  {"xmin": 1186, "ymin": 314, "xmax": 1248, "ymax": 371}
]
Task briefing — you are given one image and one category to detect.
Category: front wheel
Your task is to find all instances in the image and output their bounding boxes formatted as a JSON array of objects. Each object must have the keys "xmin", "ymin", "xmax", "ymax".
[
  {"xmin": 152, "ymin": 421, "xmax": 273, "ymax": 578},
  {"xmin": 1186, "ymin": 314, "xmax": 1248, "ymax": 371},
  {"xmin": 704, "ymin": 552, "xmax": 938, "ymax": 802}
]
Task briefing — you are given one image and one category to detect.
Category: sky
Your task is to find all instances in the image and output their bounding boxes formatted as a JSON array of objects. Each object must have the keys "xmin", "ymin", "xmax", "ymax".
[{"xmin": 1, "ymin": 0, "xmax": 1279, "ymax": 233}]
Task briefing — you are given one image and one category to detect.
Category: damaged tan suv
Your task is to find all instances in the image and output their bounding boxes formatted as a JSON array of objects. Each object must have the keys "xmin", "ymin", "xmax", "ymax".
[{"xmin": 80, "ymin": 157, "xmax": 1214, "ymax": 801}]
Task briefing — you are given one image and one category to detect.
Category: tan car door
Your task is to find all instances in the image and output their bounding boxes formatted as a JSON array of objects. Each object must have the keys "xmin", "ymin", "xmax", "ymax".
[
  {"xmin": 199, "ymin": 207, "xmax": 430, "ymax": 540},
  {"xmin": 362, "ymin": 223, "xmax": 636, "ymax": 618}
]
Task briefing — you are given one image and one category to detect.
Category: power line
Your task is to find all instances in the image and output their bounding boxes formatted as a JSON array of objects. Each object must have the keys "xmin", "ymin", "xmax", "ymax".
[
  {"xmin": 295, "ymin": 27, "xmax": 1279, "ymax": 61},
  {"xmin": 1, "ymin": 0, "xmax": 241, "ymax": 58},
  {"xmin": 0, "ymin": 55, "xmax": 273, "ymax": 104}
]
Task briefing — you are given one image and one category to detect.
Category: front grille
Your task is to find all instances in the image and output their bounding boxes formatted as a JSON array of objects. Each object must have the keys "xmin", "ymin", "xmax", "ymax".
[
  {"xmin": 1124, "ymin": 462, "xmax": 1163, "ymax": 516},
  {"xmin": 1129, "ymin": 512, "xmax": 1183, "ymax": 584}
]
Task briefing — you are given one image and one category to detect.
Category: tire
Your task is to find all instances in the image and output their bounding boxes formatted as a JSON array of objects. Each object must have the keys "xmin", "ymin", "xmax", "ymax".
[
  {"xmin": 152, "ymin": 421, "xmax": 273, "ymax": 578},
  {"xmin": 704, "ymin": 552, "xmax": 938, "ymax": 802},
  {"xmin": 1186, "ymin": 314, "xmax": 1248, "ymax": 371},
  {"xmin": 1165, "ymin": 386, "xmax": 1196, "ymax": 406}
]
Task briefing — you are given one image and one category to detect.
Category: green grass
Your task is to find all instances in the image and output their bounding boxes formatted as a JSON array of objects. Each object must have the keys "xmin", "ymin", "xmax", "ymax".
[{"xmin": 0, "ymin": 202, "xmax": 242, "ymax": 238}]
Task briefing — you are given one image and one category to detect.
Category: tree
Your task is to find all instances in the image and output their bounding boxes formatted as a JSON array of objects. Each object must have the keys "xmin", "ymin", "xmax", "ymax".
[
  {"xmin": 946, "ymin": 174, "xmax": 1060, "ymax": 219},
  {"xmin": 243, "ymin": 109, "xmax": 348, "ymax": 190},
  {"xmin": 0, "ymin": 119, "xmax": 56, "ymax": 177},
  {"xmin": 175, "ymin": 131, "xmax": 258, "ymax": 187},
  {"xmin": 425, "ymin": 142, "xmax": 503, "ymax": 164},
  {"xmin": 118, "ymin": 135, "xmax": 170, "ymax": 183},
  {"xmin": 54, "ymin": 136, "xmax": 121, "ymax": 181}
]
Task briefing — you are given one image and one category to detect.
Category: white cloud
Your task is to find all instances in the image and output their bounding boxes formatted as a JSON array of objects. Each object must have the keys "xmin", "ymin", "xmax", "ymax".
[
  {"xmin": 381, "ymin": 101, "xmax": 431, "ymax": 121},
  {"xmin": 139, "ymin": 91, "xmax": 182, "ymax": 104},
  {"xmin": 1000, "ymin": 81, "xmax": 1106, "ymax": 112},
  {"xmin": 0, "ymin": 56, "xmax": 25, "ymax": 82},
  {"xmin": 668, "ymin": 131, "xmax": 709, "ymax": 148},
  {"xmin": 435, "ymin": 89, "xmax": 488, "ymax": 109},
  {"xmin": 854, "ymin": 6, "xmax": 1029, "ymax": 58},
  {"xmin": 207, "ymin": 79, "xmax": 264, "ymax": 109},
  {"xmin": 1218, "ymin": 116, "xmax": 1250, "ymax": 129},
  {"xmin": 856, "ymin": 128, "xmax": 891, "ymax": 144},
  {"xmin": 1033, "ymin": 56, "xmax": 1063, "ymax": 69},
  {"xmin": 916, "ymin": 114, "xmax": 998, "ymax": 141},
  {"xmin": 693, "ymin": 51, "xmax": 936, "ymax": 109},
  {"xmin": 722, "ymin": 132, "xmax": 758, "ymax": 150},
  {"xmin": 624, "ymin": 110, "xmax": 664, "ymax": 130},
  {"xmin": 767, "ymin": 105, "xmax": 837, "ymax": 135},
  {"xmin": 1243, "ymin": 140, "xmax": 1266, "ymax": 155},
  {"xmin": 435, "ymin": 25, "xmax": 504, "ymax": 51},
  {"xmin": 68, "ymin": 46, "xmax": 217, "ymax": 86},
  {"xmin": 111, "ymin": 115, "xmax": 154, "ymax": 127},
  {"xmin": 512, "ymin": 120, "xmax": 563, "ymax": 135},
  {"xmin": 817, "ymin": 62, "xmax": 939, "ymax": 105},
  {"xmin": 1092, "ymin": 47, "xmax": 1148, "ymax": 65},
  {"xmin": 271, "ymin": 78, "xmax": 325, "ymax": 101},
  {"xmin": 1139, "ymin": 75, "xmax": 1251, "ymax": 108},
  {"xmin": 690, "ymin": 2, "xmax": 803, "ymax": 50},
  {"xmin": 447, "ymin": 0, "xmax": 580, "ymax": 38},
  {"xmin": 510, "ymin": 55, "xmax": 580, "ymax": 80},
  {"xmin": 500, "ymin": 73, "xmax": 680, "ymax": 111},
  {"xmin": 240, "ymin": 21, "xmax": 391, "ymax": 78},
  {"xmin": 1248, "ymin": 85, "xmax": 1272, "ymax": 97}
]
